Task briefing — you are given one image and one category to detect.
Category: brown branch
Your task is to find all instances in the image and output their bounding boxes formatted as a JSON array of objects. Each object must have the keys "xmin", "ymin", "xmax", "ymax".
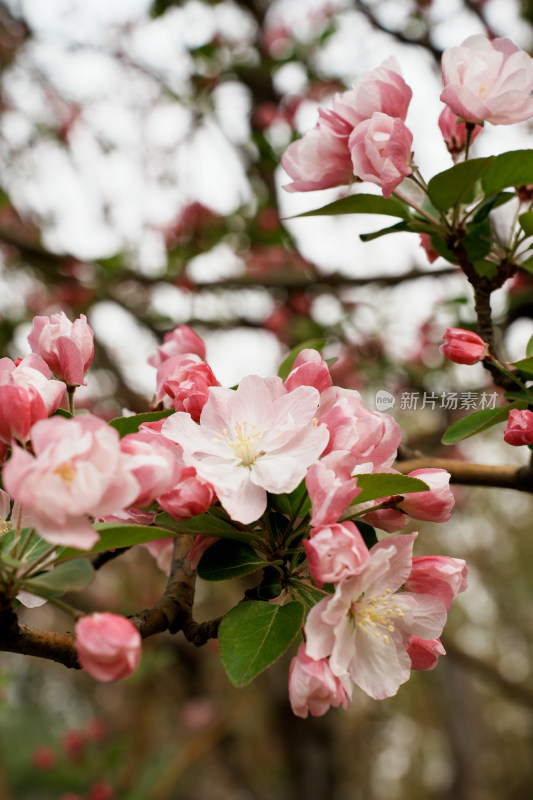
[{"xmin": 396, "ymin": 456, "xmax": 533, "ymax": 492}]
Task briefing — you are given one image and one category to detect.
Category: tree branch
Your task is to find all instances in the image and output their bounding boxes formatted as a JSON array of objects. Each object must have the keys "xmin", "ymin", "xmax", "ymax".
[{"xmin": 396, "ymin": 456, "xmax": 533, "ymax": 492}]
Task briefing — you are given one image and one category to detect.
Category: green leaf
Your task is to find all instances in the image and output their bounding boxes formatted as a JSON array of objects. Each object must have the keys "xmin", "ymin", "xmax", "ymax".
[
  {"xmin": 519, "ymin": 211, "xmax": 533, "ymax": 237},
  {"xmin": 526, "ymin": 335, "xmax": 533, "ymax": 358},
  {"xmin": 351, "ymin": 474, "xmax": 429, "ymax": 506},
  {"xmin": 271, "ymin": 480, "xmax": 311, "ymax": 518},
  {"xmin": 277, "ymin": 339, "xmax": 326, "ymax": 381},
  {"xmin": 60, "ymin": 523, "xmax": 177, "ymax": 558},
  {"xmin": 428, "ymin": 158, "xmax": 492, "ymax": 211},
  {"xmin": 429, "ymin": 234, "xmax": 459, "ymax": 265},
  {"xmin": 23, "ymin": 558, "xmax": 94, "ymax": 597},
  {"xmin": 290, "ymin": 193, "xmax": 410, "ymax": 220},
  {"xmin": 481, "ymin": 150, "xmax": 533, "ymax": 196},
  {"xmin": 359, "ymin": 221, "xmax": 410, "ymax": 242},
  {"xmin": 510, "ymin": 357, "xmax": 533, "ymax": 377},
  {"xmin": 219, "ymin": 600, "xmax": 304, "ymax": 687},
  {"xmin": 155, "ymin": 510, "xmax": 254, "ymax": 543},
  {"xmin": 108, "ymin": 410, "xmax": 174, "ymax": 438},
  {"xmin": 464, "ymin": 218, "xmax": 492, "ymax": 261},
  {"xmin": 197, "ymin": 539, "xmax": 268, "ymax": 581},
  {"xmin": 472, "ymin": 192, "xmax": 514, "ymax": 224},
  {"xmin": 441, "ymin": 401, "xmax": 527, "ymax": 445}
]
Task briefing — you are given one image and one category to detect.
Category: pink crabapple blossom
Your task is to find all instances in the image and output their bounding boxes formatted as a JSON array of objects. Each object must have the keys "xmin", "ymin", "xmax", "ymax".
[
  {"xmin": 306, "ymin": 451, "xmax": 362, "ymax": 527},
  {"xmin": 438, "ymin": 106, "xmax": 482, "ymax": 160},
  {"xmin": 407, "ymin": 636, "xmax": 446, "ymax": 670},
  {"xmin": 288, "ymin": 643, "xmax": 350, "ymax": 719},
  {"xmin": 0, "ymin": 355, "xmax": 65, "ymax": 445},
  {"xmin": 503, "ymin": 409, "xmax": 533, "ymax": 446},
  {"xmin": 404, "ymin": 555, "xmax": 468, "ymax": 611},
  {"xmin": 349, "ymin": 112, "xmax": 413, "ymax": 198},
  {"xmin": 305, "ymin": 533, "xmax": 448, "ymax": 699},
  {"xmin": 441, "ymin": 35, "xmax": 533, "ymax": 126},
  {"xmin": 154, "ymin": 353, "xmax": 220, "ymax": 419},
  {"xmin": 74, "ymin": 612, "xmax": 141, "ymax": 682},
  {"xmin": 161, "ymin": 374, "xmax": 329, "ymax": 524},
  {"xmin": 398, "ymin": 468, "xmax": 455, "ymax": 522},
  {"xmin": 147, "ymin": 324, "xmax": 206, "ymax": 368},
  {"xmin": 304, "ymin": 521, "xmax": 369, "ymax": 588},
  {"xmin": 284, "ymin": 348, "xmax": 333, "ymax": 394},
  {"xmin": 440, "ymin": 327, "xmax": 488, "ymax": 365},
  {"xmin": 3, "ymin": 414, "xmax": 140, "ymax": 549},
  {"xmin": 27, "ymin": 312, "xmax": 94, "ymax": 387},
  {"xmin": 282, "ymin": 57, "xmax": 412, "ymax": 193}
]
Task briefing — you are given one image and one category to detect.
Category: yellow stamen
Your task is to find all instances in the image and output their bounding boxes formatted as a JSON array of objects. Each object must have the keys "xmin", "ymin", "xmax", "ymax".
[{"xmin": 54, "ymin": 462, "xmax": 76, "ymax": 485}]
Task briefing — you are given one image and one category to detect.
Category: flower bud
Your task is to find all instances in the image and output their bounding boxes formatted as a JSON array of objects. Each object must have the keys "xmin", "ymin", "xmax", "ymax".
[
  {"xmin": 27, "ymin": 312, "xmax": 94, "ymax": 387},
  {"xmin": 504, "ymin": 408, "xmax": 533, "ymax": 446},
  {"xmin": 440, "ymin": 328, "xmax": 488, "ymax": 365},
  {"xmin": 75, "ymin": 613, "xmax": 141, "ymax": 682}
]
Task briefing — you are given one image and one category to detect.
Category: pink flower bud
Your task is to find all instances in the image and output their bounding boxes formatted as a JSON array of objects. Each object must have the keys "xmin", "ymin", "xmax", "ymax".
[
  {"xmin": 28, "ymin": 312, "xmax": 94, "ymax": 387},
  {"xmin": 61, "ymin": 730, "xmax": 85, "ymax": 761},
  {"xmin": 438, "ymin": 106, "xmax": 482, "ymax": 160},
  {"xmin": 158, "ymin": 466, "xmax": 216, "ymax": 521},
  {"xmin": 288, "ymin": 644, "xmax": 350, "ymax": 718},
  {"xmin": 419, "ymin": 233, "xmax": 439, "ymax": 264},
  {"xmin": 441, "ymin": 35, "xmax": 533, "ymax": 125},
  {"xmin": 362, "ymin": 506, "xmax": 409, "ymax": 533},
  {"xmin": 398, "ymin": 468, "xmax": 454, "ymax": 522},
  {"xmin": 404, "ymin": 555, "xmax": 468, "ymax": 610},
  {"xmin": 349, "ymin": 112, "xmax": 413, "ymax": 197},
  {"xmin": 440, "ymin": 328, "xmax": 488, "ymax": 365},
  {"xmin": 120, "ymin": 432, "xmax": 182, "ymax": 507},
  {"xmin": 304, "ymin": 522, "xmax": 369, "ymax": 588},
  {"xmin": 306, "ymin": 452, "xmax": 361, "ymax": 527},
  {"xmin": 407, "ymin": 636, "xmax": 446, "ymax": 670},
  {"xmin": 75, "ymin": 613, "xmax": 141, "ymax": 682},
  {"xmin": 0, "ymin": 356, "xmax": 65, "ymax": 445},
  {"xmin": 504, "ymin": 408, "xmax": 533, "ymax": 446},
  {"xmin": 284, "ymin": 349, "xmax": 332, "ymax": 394},
  {"xmin": 147, "ymin": 325, "xmax": 206, "ymax": 368}
]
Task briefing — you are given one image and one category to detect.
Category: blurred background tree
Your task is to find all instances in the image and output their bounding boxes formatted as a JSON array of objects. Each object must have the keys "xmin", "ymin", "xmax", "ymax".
[{"xmin": 2, "ymin": 1, "xmax": 533, "ymax": 798}]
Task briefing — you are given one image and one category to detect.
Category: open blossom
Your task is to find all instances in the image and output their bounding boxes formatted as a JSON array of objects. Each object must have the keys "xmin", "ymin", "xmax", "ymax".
[
  {"xmin": 318, "ymin": 387, "xmax": 402, "ymax": 469},
  {"xmin": 349, "ymin": 112, "xmax": 413, "ymax": 198},
  {"xmin": 147, "ymin": 324, "xmax": 206, "ymax": 369},
  {"xmin": 3, "ymin": 414, "xmax": 140, "ymax": 549},
  {"xmin": 162, "ymin": 375, "xmax": 329, "ymax": 524},
  {"xmin": 440, "ymin": 328, "xmax": 488, "ymax": 365},
  {"xmin": 282, "ymin": 109, "xmax": 355, "ymax": 193},
  {"xmin": 75, "ymin": 613, "xmax": 141, "ymax": 682},
  {"xmin": 0, "ymin": 355, "xmax": 65, "ymax": 445},
  {"xmin": 404, "ymin": 555, "xmax": 468, "ymax": 610},
  {"xmin": 282, "ymin": 57, "xmax": 412, "ymax": 193},
  {"xmin": 28, "ymin": 312, "xmax": 94, "ymax": 387},
  {"xmin": 304, "ymin": 521, "xmax": 369, "ymax": 588},
  {"xmin": 503, "ymin": 409, "xmax": 533, "ymax": 446},
  {"xmin": 305, "ymin": 533, "xmax": 448, "ymax": 699},
  {"xmin": 441, "ymin": 35, "xmax": 533, "ymax": 125},
  {"xmin": 288, "ymin": 644, "xmax": 350, "ymax": 718}
]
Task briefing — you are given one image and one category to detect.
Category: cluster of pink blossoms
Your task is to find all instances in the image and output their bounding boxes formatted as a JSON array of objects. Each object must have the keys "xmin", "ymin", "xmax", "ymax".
[
  {"xmin": 0, "ymin": 316, "xmax": 467, "ymax": 702},
  {"xmin": 282, "ymin": 35, "xmax": 533, "ymax": 198}
]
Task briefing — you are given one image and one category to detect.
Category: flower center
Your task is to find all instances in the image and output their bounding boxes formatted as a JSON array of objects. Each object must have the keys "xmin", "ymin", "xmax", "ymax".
[
  {"xmin": 352, "ymin": 589, "xmax": 404, "ymax": 645},
  {"xmin": 223, "ymin": 420, "xmax": 263, "ymax": 466},
  {"xmin": 54, "ymin": 462, "xmax": 76, "ymax": 484},
  {"xmin": 0, "ymin": 519, "xmax": 10, "ymax": 534}
]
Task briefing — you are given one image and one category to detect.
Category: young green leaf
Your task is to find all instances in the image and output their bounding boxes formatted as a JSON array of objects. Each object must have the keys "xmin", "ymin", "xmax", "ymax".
[
  {"xmin": 510, "ymin": 357, "xmax": 533, "ymax": 377},
  {"xmin": 22, "ymin": 558, "xmax": 95, "ymax": 597},
  {"xmin": 519, "ymin": 211, "xmax": 533, "ymax": 237},
  {"xmin": 60, "ymin": 523, "xmax": 178, "ymax": 559},
  {"xmin": 219, "ymin": 600, "xmax": 304, "ymax": 687},
  {"xmin": 108, "ymin": 409, "xmax": 174, "ymax": 438},
  {"xmin": 350, "ymin": 474, "xmax": 429, "ymax": 507},
  {"xmin": 155, "ymin": 511, "xmax": 254, "ymax": 543},
  {"xmin": 481, "ymin": 150, "xmax": 533, "ymax": 196},
  {"xmin": 289, "ymin": 193, "xmax": 410, "ymax": 220},
  {"xmin": 427, "ymin": 158, "xmax": 492, "ymax": 211},
  {"xmin": 441, "ymin": 402, "xmax": 526, "ymax": 445},
  {"xmin": 196, "ymin": 539, "xmax": 269, "ymax": 581}
]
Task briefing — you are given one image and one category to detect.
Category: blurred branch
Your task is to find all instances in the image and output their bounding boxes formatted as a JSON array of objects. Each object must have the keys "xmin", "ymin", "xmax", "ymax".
[
  {"xmin": 352, "ymin": 0, "xmax": 442, "ymax": 65},
  {"xmin": 396, "ymin": 452, "xmax": 533, "ymax": 492}
]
